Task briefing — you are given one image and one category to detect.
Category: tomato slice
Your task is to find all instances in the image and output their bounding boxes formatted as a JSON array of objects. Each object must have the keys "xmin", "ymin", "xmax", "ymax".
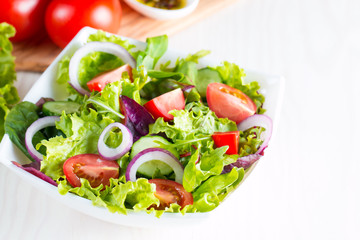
[
  {"xmin": 212, "ymin": 131, "xmax": 240, "ymax": 155},
  {"xmin": 144, "ymin": 88, "xmax": 185, "ymax": 121},
  {"xmin": 148, "ymin": 179, "xmax": 193, "ymax": 210},
  {"xmin": 86, "ymin": 64, "xmax": 133, "ymax": 92},
  {"xmin": 207, "ymin": 82, "xmax": 257, "ymax": 123},
  {"xmin": 63, "ymin": 154, "xmax": 120, "ymax": 188}
]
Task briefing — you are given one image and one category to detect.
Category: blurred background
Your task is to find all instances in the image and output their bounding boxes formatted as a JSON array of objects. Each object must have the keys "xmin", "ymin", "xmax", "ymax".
[{"xmin": 1, "ymin": 0, "xmax": 359, "ymax": 239}]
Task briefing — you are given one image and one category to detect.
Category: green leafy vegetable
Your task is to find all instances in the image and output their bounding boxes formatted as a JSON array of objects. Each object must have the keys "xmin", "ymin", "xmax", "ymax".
[
  {"xmin": 150, "ymin": 101, "xmax": 238, "ymax": 154},
  {"xmin": 214, "ymin": 61, "xmax": 265, "ymax": 113},
  {"xmin": 136, "ymin": 35, "xmax": 168, "ymax": 70},
  {"xmin": 4, "ymin": 102, "xmax": 41, "ymax": 161},
  {"xmin": 40, "ymin": 109, "xmax": 113, "ymax": 179},
  {"xmin": 0, "ymin": 23, "xmax": 19, "ymax": 140}
]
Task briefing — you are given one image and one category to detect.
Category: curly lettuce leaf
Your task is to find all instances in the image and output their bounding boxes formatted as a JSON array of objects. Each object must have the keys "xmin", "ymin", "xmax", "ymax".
[
  {"xmin": 58, "ymin": 177, "xmax": 195, "ymax": 217},
  {"xmin": 214, "ymin": 61, "xmax": 265, "ymax": 113},
  {"xmin": 0, "ymin": 23, "xmax": 19, "ymax": 140},
  {"xmin": 149, "ymin": 102, "xmax": 237, "ymax": 154},
  {"xmin": 40, "ymin": 109, "xmax": 113, "ymax": 179}
]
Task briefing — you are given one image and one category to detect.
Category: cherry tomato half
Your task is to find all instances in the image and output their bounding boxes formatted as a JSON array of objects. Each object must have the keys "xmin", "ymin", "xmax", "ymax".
[
  {"xmin": 86, "ymin": 64, "xmax": 133, "ymax": 92},
  {"xmin": 144, "ymin": 88, "xmax": 185, "ymax": 121},
  {"xmin": 45, "ymin": 0, "xmax": 122, "ymax": 48},
  {"xmin": 0, "ymin": 0, "xmax": 51, "ymax": 41},
  {"xmin": 148, "ymin": 179, "xmax": 193, "ymax": 210},
  {"xmin": 207, "ymin": 82, "xmax": 257, "ymax": 124},
  {"xmin": 63, "ymin": 154, "xmax": 120, "ymax": 188},
  {"xmin": 212, "ymin": 131, "xmax": 240, "ymax": 155}
]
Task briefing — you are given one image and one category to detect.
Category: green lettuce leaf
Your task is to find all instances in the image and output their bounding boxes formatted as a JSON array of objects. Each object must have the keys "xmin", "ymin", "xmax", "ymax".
[
  {"xmin": 4, "ymin": 102, "xmax": 41, "ymax": 161},
  {"xmin": 40, "ymin": 109, "xmax": 113, "ymax": 179},
  {"xmin": 0, "ymin": 22, "xmax": 19, "ymax": 140},
  {"xmin": 58, "ymin": 176, "xmax": 195, "ymax": 217},
  {"xmin": 149, "ymin": 101, "xmax": 237, "ymax": 154},
  {"xmin": 183, "ymin": 147, "xmax": 238, "ymax": 193},
  {"xmin": 136, "ymin": 35, "xmax": 168, "ymax": 70},
  {"xmin": 192, "ymin": 167, "xmax": 245, "ymax": 212}
]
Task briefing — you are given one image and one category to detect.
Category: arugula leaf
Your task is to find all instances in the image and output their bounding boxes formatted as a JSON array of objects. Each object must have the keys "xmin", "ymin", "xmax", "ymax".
[{"xmin": 0, "ymin": 23, "xmax": 19, "ymax": 140}]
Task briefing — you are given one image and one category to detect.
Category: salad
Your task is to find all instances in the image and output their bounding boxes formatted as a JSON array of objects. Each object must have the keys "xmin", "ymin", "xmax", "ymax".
[{"xmin": 4, "ymin": 30, "xmax": 273, "ymax": 217}]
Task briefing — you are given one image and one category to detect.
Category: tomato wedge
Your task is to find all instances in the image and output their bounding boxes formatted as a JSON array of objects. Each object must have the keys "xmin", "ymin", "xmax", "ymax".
[
  {"xmin": 144, "ymin": 88, "xmax": 185, "ymax": 121},
  {"xmin": 86, "ymin": 64, "xmax": 133, "ymax": 92},
  {"xmin": 63, "ymin": 154, "xmax": 120, "ymax": 188},
  {"xmin": 148, "ymin": 179, "xmax": 193, "ymax": 210},
  {"xmin": 212, "ymin": 131, "xmax": 240, "ymax": 155},
  {"xmin": 207, "ymin": 82, "xmax": 257, "ymax": 123}
]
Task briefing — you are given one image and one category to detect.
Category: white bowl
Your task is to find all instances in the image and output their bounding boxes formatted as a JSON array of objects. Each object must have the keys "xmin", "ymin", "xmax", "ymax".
[
  {"xmin": 0, "ymin": 27, "xmax": 285, "ymax": 228},
  {"xmin": 123, "ymin": 0, "xmax": 199, "ymax": 20}
]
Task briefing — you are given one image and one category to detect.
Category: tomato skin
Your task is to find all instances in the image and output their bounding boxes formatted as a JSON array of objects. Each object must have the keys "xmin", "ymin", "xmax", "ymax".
[
  {"xmin": 212, "ymin": 131, "xmax": 240, "ymax": 155},
  {"xmin": 144, "ymin": 88, "xmax": 185, "ymax": 121},
  {"xmin": 45, "ymin": 0, "xmax": 122, "ymax": 48},
  {"xmin": 0, "ymin": 0, "xmax": 51, "ymax": 41},
  {"xmin": 207, "ymin": 82, "xmax": 257, "ymax": 124},
  {"xmin": 63, "ymin": 154, "xmax": 120, "ymax": 188},
  {"xmin": 148, "ymin": 179, "xmax": 193, "ymax": 210},
  {"xmin": 86, "ymin": 64, "xmax": 133, "ymax": 92}
]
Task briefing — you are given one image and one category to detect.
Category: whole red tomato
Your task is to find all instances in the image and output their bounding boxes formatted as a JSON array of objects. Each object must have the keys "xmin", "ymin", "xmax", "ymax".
[
  {"xmin": 45, "ymin": 0, "xmax": 122, "ymax": 48},
  {"xmin": 0, "ymin": 0, "xmax": 51, "ymax": 42}
]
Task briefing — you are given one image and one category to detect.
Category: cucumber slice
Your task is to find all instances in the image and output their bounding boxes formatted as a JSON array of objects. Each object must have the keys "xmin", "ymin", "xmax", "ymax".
[
  {"xmin": 42, "ymin": 101, "xmax": 81, "ymax": 116},
  {"xmin": 130, "ymin": 135, "xmax": 179, "ymax": 177},
  {"xmin": 196, "ymin": 67, "xmax": 222, "ymax": 97}
]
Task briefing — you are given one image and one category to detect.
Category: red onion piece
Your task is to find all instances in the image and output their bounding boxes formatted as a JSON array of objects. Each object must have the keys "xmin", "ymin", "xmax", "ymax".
[
  {"xmin": 68, "ymin": 41, "xmax": 136, "ymax": 95},
  {"xmin": 222, "ymin": 154, "xmax": 262, "ymax": 174},
  {"xmin": 98, "ymin": 122, "xmax": 133, "ymax": 160},
  {"xmin": 12, "ymin": 161, "xmax": 58, "ymax": 186},
  {"xmin": 25, "ymin": 116, "xmax": 60, "ymax": 162},
  {"xmin": 120, "ymin": 95, "xmax": 155, "ymax": 136},
  {"xmin": 126, "ymin": 148, "xmax": 184, "ymax": 183},
  {"xmin": 237, "ymin": 114, "xmax": 273, "ymax": 154}
]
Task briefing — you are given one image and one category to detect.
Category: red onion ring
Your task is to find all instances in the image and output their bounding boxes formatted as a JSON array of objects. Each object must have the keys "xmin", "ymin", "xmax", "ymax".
[
  {"xmin": 237, "ymin": 114, "xmax": 273, "ymax": 154},
  {"xmin": 25, "ymin": 116, "xmax": 60, "ymax": 162},
  {"xmin": 68, "ymin": 41, "xmax": 136, "ymax": 95},
  {"xmin": 98, "ymin": 122, "xmax": 133, "ymax": 160},
  {"xmin": 12, "ymin": 161, "xmax": 58, "ymax": 186},
  {"xmin": 126, "ymin": 148, "xmax": 184, "ymax": 183},
  {"xmin": 222, "ymin": 154, "xmax": 262, "ymax": 174}
]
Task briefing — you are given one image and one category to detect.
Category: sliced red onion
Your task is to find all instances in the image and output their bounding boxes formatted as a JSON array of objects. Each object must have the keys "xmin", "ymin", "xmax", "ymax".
[
  {"xmin": 98, "ymin": 122, "xmax": 133, "ymax": 160},
  {"xmin": 12, "ymin": 161, "xmax": 58, "ymax": 186},
  {"xmin": 25, "ymin": 116, "xmax": 60, "ymax": 162},
  {"xmin": 237, "ymin": 114, "xmax": 273, "ymax": 154},
  {"xmin": 69, "ymin": 41, "xmax": 136, "ymax": 95},
  {"xmin": 126, "ymin": 148, "xmax": 184, "ymax": 183},
  {"xmin": 222, "ymin": 154, "xmax": 262, "ymax": 174}
]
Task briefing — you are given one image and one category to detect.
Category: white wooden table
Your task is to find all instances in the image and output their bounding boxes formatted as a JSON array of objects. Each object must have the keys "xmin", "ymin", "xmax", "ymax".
[{"xmin": 1, "ymin": 0, "xmax": 359, "ymax": 239}]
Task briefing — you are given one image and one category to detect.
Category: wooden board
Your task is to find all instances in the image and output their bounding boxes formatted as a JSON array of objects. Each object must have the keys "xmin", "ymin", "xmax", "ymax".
[{"xmin": 13, "ymin": 0, "xmax": 239, "ymax": 72}]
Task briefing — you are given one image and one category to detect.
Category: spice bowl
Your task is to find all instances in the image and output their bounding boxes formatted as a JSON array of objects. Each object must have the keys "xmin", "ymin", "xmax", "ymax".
[{"xmin": 123, "ymin": 0, "xmax": 199, "ymax": 20}]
